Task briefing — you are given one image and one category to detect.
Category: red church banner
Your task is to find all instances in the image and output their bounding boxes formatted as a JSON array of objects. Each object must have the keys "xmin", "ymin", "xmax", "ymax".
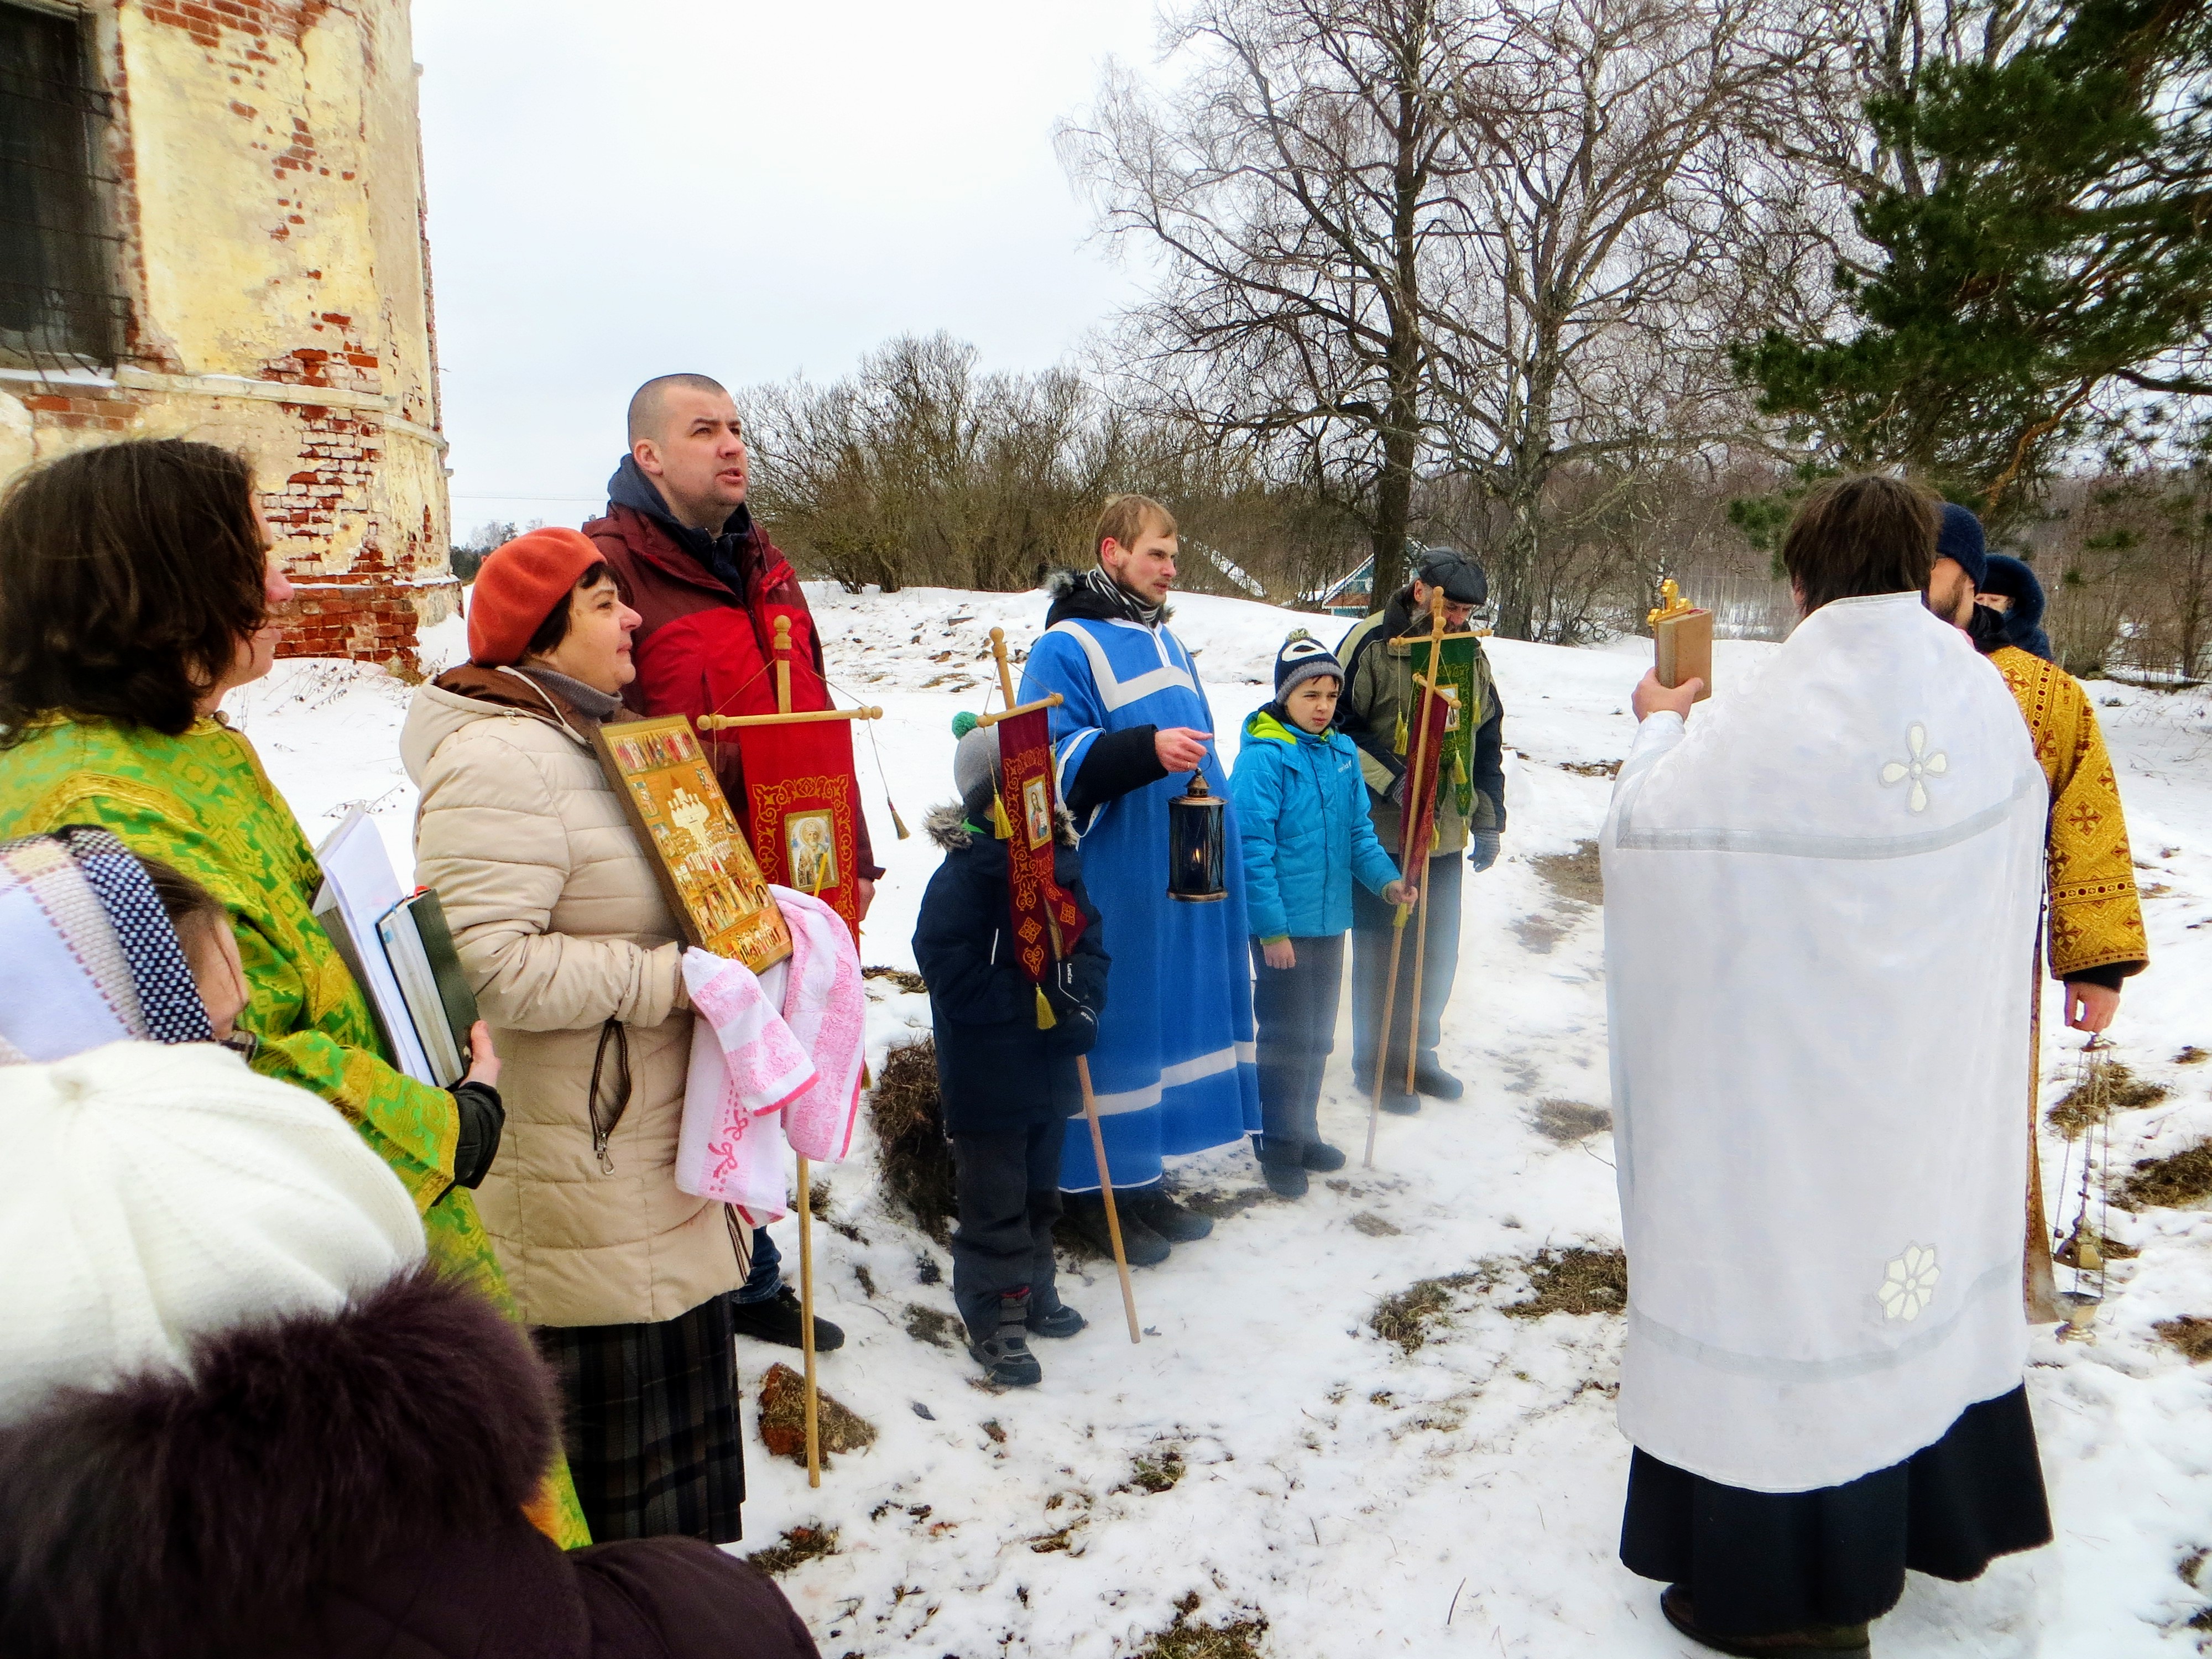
[
  {"xmin": 993, "ymin": 705, "xmax": 1087, "ymax": 979},
  {"xmin": 734, "ymin": 718, "xmax": 863, "ymax": 940},
  {"xmin": 1400, "ymin": 680, "xmax": 1457, "ymax": 869}
]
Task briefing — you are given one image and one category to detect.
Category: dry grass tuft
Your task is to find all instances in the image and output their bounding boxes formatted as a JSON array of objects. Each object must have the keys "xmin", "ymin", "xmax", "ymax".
[
  {"xmin": 2118, "ymin": 1139, "xmax": 2212, "ymax": 1211},
  {"xmin": 1120, "ymin": 1444, "xmax": 1186, "ymax": 1494},
  {"xmin": 745, "ymin": 1525, "xmax": 838, "ymax": 1576},
  {"xmin": 1135, "ymin": 1594, "xmax": 1269, "ymax": 1659},
  {"xmin": 2048, "ymin": 1061, "xmax": 2171, "ymax": 1138},
  {"xmin": 1532, "ymin": 839, "xmax": 1604, "ymax": 905},
  {"xmin": 904, "ymin": 1303, "xmax": 960, "ymax": 1349},
  {"xmin": 2176, "ymin": 1046, "xmax": 2207, "ymax": 1066},
  {"xmin": 2157, "ymin": 1316, "xmax": 2212, "ymax": 1363},
  {"xmin": 1505, "ymin": 1246, "xmax": 1629, "ymax": 1318},
  {"xmin": 1370, "ymin": 1270, "xmax": 1491, "ymax": 1353},
  {"xmin": 1350, "ymin": 1211, "xmax": 1402, "ymax": 1237},
  {"xmin": 756, "ymin": 1363, "xmax": 878, "ymax": 1468},
  {"xmin": 1532, "ymin": 1098, "xmax": 1613, "ymax": 1143},
  {"xmin": 862, "ymin": 964, "xmax": 927, "ymax": 994},
  {"xmin": 868, "ymin": 1038, "xmax": 957, "ymax": 1243}
]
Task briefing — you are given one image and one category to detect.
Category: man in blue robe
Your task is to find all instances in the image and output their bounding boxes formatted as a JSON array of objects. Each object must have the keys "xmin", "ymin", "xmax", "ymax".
[{"xmin": 1018, "ymin": 495, "xmax": 1260, "ymax": 1263}]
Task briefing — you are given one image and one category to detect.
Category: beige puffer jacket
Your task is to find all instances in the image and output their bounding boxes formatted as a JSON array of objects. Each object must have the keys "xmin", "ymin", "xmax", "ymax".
[{"xmin": 400, "ymin": 666, "xmax": 747, "ymax": 1328}]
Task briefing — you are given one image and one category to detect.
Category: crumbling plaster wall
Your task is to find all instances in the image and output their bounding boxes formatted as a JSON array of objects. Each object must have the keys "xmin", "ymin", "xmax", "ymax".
[{"xmin": 0, "ymin": 0, "xmax": 454, "ymax": 671}]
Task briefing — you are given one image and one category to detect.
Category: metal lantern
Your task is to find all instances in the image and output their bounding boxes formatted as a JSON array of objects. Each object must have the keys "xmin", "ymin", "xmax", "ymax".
[{"xmin": 1166, "ymin": 770, "xmax": 1227, "ymax": 902}]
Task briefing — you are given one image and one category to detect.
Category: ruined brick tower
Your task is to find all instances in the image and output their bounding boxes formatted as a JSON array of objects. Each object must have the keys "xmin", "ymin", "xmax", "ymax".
[{"xmin": 1, "ymin": 0, "xmax": 453, "ymax": 670}]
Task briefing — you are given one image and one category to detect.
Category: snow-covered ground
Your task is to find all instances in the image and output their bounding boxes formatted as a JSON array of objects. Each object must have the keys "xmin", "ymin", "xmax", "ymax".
[{"xmin": 226, "ymin": 584, "xmax": 2212, "ymax": 1657}]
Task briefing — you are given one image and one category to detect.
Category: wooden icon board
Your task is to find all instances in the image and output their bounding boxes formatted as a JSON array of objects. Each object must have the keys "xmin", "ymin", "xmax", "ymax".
[{"xmin": 595, "ymin": 714, "xmax": 792, "ymax": 973}]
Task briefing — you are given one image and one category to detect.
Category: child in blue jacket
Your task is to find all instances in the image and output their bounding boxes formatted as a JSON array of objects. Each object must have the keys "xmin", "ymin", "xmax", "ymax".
[{"xmin": 1229, "ymin": 633, "xmax": 1415, "ymax": 1196}]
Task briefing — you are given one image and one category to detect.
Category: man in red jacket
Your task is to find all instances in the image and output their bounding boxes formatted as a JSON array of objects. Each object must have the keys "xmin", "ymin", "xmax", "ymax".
[{"xmin": 586, "ymin": 372, "xmax": 875, "ymax": 1354}]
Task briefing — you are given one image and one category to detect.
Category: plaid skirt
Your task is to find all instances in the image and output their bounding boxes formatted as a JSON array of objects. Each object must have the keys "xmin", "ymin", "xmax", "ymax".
[{"xmin": 536, "ymin": 1292, "xmax": 746, "ymax": 1545}]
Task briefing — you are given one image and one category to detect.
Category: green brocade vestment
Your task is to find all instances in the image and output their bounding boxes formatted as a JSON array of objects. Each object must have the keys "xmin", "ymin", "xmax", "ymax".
[{"xmin": 0, "ymin": 713, "xmax": 589, "ymax": 1548}]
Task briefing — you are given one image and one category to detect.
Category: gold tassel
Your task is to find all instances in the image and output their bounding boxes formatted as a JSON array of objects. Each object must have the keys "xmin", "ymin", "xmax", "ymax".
[
  {"xmin": 1035, "ymin": 986, "xmax": 1056, "ymax": 1030},
  {"xmin": 992, "ymin": 790, "xmax": 1014, "ymax": 840},
  {"xmin": 1394, "ymin": 710, "xmax": 1407, "ymax": 755},
  {"xmin": 887, "ymin": 796, "xmax": 910, "ymax": 840}
]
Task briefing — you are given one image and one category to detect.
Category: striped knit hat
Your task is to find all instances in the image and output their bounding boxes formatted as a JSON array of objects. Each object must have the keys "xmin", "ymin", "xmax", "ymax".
[{"xmin": 1273, "ymin": 630, "xmax": 1343, "ymax": 698}]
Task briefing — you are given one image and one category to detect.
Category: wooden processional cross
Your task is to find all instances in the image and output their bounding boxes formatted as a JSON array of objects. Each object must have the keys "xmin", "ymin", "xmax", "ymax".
[{"xmin": 698, "ymin": 616, "xmax": 881, "ymax": 1490}]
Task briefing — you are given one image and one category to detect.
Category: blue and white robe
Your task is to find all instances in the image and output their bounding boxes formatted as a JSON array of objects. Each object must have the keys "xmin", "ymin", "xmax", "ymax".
[{"xmin": 1020, "ymin": 615, "xmax": 1260, "ymax": 1191}]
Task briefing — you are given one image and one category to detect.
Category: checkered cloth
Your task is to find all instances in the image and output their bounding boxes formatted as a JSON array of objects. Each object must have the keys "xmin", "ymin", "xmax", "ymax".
[
  {"xmin": 535, "ymin": 1292, "xmax": 746, "ymax": 1545},
  {"xmin": 0, "ymin": 825, "xmax": 212, "ymax": 1062}
]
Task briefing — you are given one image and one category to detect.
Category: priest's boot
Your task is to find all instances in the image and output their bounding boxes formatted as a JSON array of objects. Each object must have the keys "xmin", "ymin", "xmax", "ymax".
[
  {"xmin": 1121, "ymin": 1185, "xmax": 1214, "ymax": 1242},
  {"xmin": 1065, "ymin": 1190, "xmax": 1171, "ymax": 1267},
  {"xmin": 1412, "ymin": 1057, "xmax": 1464, "ymax": 1100},
  {"xmin": 1659, "ymin": 1588, "xmax": 1870, "ymax": 1659},
  {"xmin": 969, "ymin": 1292, "xmax": 1043, "ymax": 1388}
]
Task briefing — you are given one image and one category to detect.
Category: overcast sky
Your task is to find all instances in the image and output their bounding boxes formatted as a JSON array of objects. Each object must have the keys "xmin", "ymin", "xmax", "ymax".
[{"xmin": 412, "ymin": 1, "xmax": 1167, "ymax": 535}]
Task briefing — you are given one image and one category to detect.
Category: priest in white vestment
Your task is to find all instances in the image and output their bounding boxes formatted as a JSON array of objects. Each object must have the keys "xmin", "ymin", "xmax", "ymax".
[{"xmin": 1601, "ymin": 477, "xmax": 2053, "ymax": 1658}]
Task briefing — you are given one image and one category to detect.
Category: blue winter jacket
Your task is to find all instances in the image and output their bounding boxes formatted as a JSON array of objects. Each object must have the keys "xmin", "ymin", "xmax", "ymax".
[{"xmin": 1229, "ymin": 706, "xmax": 1402, "ymax": 942}]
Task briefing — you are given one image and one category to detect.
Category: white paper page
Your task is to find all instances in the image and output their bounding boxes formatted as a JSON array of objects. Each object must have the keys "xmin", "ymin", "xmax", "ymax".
[{"xmin": 315, "ymin": 807, "xmax": 435, "ymax": 1083}]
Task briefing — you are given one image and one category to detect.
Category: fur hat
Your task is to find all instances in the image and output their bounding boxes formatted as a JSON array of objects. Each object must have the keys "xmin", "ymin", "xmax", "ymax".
[
  {"xmin": 1936, "ymin": 504, "xmax": 1988, "ymax": 589},
  {"xmin": 0, "ymin": 1040, "xmax": 426, "ymax": 1426},
  {"xmin": 1273, "ymin": 630, "xmax": 1343, "ymax": 698}
]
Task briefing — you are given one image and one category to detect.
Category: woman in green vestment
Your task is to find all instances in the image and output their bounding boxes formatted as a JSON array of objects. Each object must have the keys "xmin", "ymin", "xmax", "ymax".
[{"xmin": 0, "ymin": 439, "xmax": 588, "ymax": 1548}]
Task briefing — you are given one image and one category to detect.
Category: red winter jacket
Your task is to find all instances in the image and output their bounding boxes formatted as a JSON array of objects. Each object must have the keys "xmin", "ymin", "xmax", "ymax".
[{"xmin": 584, "ymin": 465, "xmax": 880, "ymax": 879}]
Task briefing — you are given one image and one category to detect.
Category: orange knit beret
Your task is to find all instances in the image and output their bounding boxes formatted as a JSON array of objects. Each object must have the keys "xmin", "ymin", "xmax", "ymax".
[{"xmin": 467, "ymin": 528, "xmax": 606, "ymax": 666}]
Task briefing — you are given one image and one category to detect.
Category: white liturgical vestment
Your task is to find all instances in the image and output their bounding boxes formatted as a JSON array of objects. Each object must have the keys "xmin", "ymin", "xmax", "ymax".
[{"xmin": 1601, "ymin": 592, "xmax": 2044, "ymax": 1493}]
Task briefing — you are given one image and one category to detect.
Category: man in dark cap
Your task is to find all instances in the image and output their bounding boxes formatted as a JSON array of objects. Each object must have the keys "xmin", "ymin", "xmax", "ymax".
[{"xmin": 1334, "ymin": 547, "xmax": 1507, "ymax": 1112}]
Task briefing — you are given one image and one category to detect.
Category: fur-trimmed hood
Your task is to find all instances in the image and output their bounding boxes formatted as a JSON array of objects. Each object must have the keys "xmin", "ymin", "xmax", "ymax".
[
  {"xmin": 0, "ymin": 1266, "xmax": 559, "ymax": 1659},
  {"xmin": 925, "ymin": 800, "xmax": 1078, "ymax": 852}
]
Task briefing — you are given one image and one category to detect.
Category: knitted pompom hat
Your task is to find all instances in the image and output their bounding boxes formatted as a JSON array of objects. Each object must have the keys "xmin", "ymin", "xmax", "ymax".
[
  {"xmin": 1273, "ymin": 629, "xmax": 1343, "ymax": 698},
  {"xmin": 0, "ymin": 1040, "xmax": 425, "ymax": 1426},
  {"xmin": 951, "ymin": 711, "xmax": 1003, "ymax": 815}
]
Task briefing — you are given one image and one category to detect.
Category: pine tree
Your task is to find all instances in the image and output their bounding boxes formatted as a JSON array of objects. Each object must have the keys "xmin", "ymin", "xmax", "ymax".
[{"xmin": 1735, "ymin": 1, "xmax": 2212, "ymax": 524}]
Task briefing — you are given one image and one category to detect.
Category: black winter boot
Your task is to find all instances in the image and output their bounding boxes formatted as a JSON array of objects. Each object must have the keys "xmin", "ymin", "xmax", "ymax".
[
  {"xmin": 1261, "ymin": 1162, "xmax": 1309, "ymax": 1198},
  {"xmin": 1028, "ymin": 1301, "xmax": 1086, "ymax": 1339},
  {"xmin": 1301, "ymin": 1141, "xmax": 1347, "ymax": 1172},
  {"xmin": 969, "ymin": 1292, "xmax": 1044, "ymax": 1387},
  {"xmin": 1413, "ymin": 1059, "xmax": 1464, "ymax": 1100},
  {"xmin": 1065, "ymin": 1191, "xmax": 1171, "ymax": 1266},
  {"xmin": 1121, "ymin": 1186, "xmax": 1213, "ymax": 1242},
  {"xmin": 728, "ymin": 1286, "xmax": 846, "ymax": 1352}
]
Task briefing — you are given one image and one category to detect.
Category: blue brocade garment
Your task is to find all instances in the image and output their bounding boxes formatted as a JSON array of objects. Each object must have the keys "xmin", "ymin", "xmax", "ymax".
[{"xmin": 1020, "ymin": 615, "xmax": 1260, "ymax": 1191}]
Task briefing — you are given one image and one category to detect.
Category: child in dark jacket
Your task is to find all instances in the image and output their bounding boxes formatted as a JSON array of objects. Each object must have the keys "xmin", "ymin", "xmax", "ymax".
[
  {"xmin": 911, "ymin": 716, "xmax": 1109, "ymax": 1387},
  {"xmin": 1229, "ymin": 633, "xmax": 1415, "ymax": 1197}
]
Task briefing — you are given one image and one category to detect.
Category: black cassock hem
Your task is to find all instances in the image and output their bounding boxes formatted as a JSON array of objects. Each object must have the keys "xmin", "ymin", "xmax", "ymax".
[{"xmin": 1619, "ymin": 1384, "xmax": 2051, "ymax": 1637}]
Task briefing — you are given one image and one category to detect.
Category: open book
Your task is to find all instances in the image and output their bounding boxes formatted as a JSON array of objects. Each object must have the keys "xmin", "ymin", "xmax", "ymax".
[{"xmin": 311, "ymin": 807, "xmax": 478, "ymax": 1088}]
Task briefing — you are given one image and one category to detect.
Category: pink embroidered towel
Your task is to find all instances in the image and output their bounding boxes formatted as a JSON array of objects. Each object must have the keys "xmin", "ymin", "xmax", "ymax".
[
  {"xmin": 768, "ymin": 884, "xmax": 867, "ymax": 1162},
  {"xmin": 675, "ymin": 950, "xmax": 807, "ymax": 1220}
]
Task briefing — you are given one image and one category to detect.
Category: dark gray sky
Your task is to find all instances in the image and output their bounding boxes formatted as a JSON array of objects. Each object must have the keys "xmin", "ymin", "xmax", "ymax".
[{"xmin": 413, "ymin": 0, "xmax": 1161, "ymax": 535}]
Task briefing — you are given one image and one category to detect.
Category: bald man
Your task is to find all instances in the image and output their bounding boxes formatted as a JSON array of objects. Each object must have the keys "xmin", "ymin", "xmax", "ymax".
[{"xmin": 584, "ymin": 373, "xmax": 878, "ymax": 1354}]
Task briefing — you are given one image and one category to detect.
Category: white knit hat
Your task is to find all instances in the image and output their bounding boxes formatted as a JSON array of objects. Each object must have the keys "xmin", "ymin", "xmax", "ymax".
[{"xmin": 0, "ymin": 1040, "xmax": 427, "ymax": 1425}]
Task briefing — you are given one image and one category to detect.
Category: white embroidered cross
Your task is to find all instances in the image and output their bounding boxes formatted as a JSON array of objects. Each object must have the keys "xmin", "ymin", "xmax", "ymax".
[
  {"xmin": 1879, "ymin": 724, "xmax": 1948, "ymax": 813},
  {"xmin": 1877, "ymin": 1243, "xmax": 1940, "ymax": 1322}
]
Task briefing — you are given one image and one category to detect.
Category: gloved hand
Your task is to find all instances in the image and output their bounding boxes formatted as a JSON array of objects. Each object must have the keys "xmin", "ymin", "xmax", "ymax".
[
  {"xmin": 1042, "ymin": 960, "xmax": 1100, "ymax": 1053},
  {"xmin": 1041, "ymin": 958, "xmax": 1087, "ymax": 1019},
  {"xmin": 1467, "ymin": 829, "xmax": 1501, "ymax": 873},
  {"xmin": 1384, "ymin": 773, "xmax": 1407, "ymax": 807},
  {"xmin": 450, "ymin": 1079, "xmax": 506, "ymax": 1189}
]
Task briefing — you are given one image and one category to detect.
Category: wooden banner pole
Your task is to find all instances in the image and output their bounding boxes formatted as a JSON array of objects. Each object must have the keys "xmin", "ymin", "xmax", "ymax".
[
  {"xmin": 759, "ymin": 614, "xmax": 822, "ymax": 1491},
  {"xmin": 1369, "ymin": 592, "xmax": 1447, "ymax": 1151},
  {"xmin": 698, "ymin": 707, "xmax": 883, "ymax": 731},
  {"xmin": 992, "ymin": 628, "xmax": 1138, "ymax": 1342}
]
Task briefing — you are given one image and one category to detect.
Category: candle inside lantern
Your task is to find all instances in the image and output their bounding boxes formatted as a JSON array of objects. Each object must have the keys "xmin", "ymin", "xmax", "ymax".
[{"xmin": 1166, "ymin": 770, "xmax": 1227, "ymax": 902}]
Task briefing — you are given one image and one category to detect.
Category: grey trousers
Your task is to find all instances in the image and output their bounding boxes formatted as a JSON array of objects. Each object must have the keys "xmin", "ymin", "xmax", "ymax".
[
  {"xmin": 1350, "ymin": 850, "xmax": 1462, "ymax": 1082},
  {"xmin": 1249, "ymin": 932, "xmax": 1345, "ymax": 1164}
]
